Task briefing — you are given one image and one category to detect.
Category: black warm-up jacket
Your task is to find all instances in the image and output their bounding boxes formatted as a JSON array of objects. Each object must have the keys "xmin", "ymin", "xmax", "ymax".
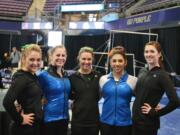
[
  {"xmin": 3, "ymin": 70, "xmax": 43, "ymax": 125},
  {"xmin": 132, "ymin": 67, "xmax": 180, "ymax": 130},
  {"xmin": 70, "ymin": 70, "xmax": 101, "ymax": 127}
]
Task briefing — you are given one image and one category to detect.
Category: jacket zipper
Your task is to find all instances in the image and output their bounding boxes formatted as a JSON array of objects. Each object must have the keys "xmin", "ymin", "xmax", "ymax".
[{"xmin": 114, "ymin": 81, "xmax": 118, "ymax": 125}]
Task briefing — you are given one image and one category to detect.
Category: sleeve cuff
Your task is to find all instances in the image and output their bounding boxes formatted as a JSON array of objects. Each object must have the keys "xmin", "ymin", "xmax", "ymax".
[{"xmin": 148, "ymin": 108, "xmax": 158, "ymax": 117}]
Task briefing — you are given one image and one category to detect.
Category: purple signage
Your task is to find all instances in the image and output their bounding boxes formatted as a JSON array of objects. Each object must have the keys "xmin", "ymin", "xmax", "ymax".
[
  {"xmin": 105, "ymin": 7, "xmax": 180, "ymax": 30},
  {"xmin": 0, "ymin": 21, "xmax": 21, "ymax": 31}
]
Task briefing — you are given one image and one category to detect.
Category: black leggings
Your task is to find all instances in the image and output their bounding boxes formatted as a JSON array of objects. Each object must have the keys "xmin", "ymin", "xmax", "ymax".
[
  {"xmin": 132, "ymin": 126, "xmax": 158, "ymax": 135},
  {"xmin": 10, "ymin": 122, "xmax": 41, "ymax": 135},
  {"xmin": 71, "ymin": 125, "xmax": 99, "ymax": 135},
  {"xmin": 100, "ymin": 122, "xmax": 132, "ymax": 135},
  {"xmin": 41, "ymin": 119, "xmax": 68, "ymax": 135}
]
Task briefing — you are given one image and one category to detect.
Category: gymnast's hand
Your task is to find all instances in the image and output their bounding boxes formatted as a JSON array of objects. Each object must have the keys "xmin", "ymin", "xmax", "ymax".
[
  {"xmin": 21, "ymin": 110, "xmax": 35, "ymax": 126},
  {"xmin": 155, "ymin": 104, "xmax": 161, "ymax": 111},
  {"xmin": 141, "ymin": 103, "xmax": 152, "ymax": 114},
  {"xmin": 141, "ymin": 103, "xmax": 161, "ymax": 115}
]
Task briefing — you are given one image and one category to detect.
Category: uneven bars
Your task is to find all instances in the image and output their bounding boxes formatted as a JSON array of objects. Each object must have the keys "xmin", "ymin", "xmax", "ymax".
[
  {"xmin": 94, "ymin": 52, "xmax": 135, "ymax": 56},
  {"xmin": 135, "ymin": 59, "xmax": 146, "ymax": 65},
  {"xmin": 94, "ymin": 52, "xmax": 108, "ymax": 55},
  {"xmin": 92, "ymin": 65, "xmax": 106, "ymax": 69},
  {"xmin": 110, "ymin": 30, "xmax": 158, "ymax": 36}
]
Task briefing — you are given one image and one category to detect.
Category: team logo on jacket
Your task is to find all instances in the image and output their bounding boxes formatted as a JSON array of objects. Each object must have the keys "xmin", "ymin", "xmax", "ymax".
[{"xmin": 153, "ymin": 74, "xmax": 157, "ymax": 78}]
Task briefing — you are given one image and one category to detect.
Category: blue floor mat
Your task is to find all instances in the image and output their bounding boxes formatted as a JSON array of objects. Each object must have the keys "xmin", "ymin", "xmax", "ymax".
[
  {"xmin": 159, "ymin": 109, "xmax": 180, "ymax": 135},
  {"xmin": 158, "ymin": 90, "xmax": 180, "ymax": 135}
]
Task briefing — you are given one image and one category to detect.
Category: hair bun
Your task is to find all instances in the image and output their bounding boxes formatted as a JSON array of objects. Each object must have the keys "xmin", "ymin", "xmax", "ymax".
[
  {"xmin": 108, "ymin": 46, "xmax": 126, "ymax": 58},
  {"xmin": 113, "ymin": 46, "xmax": 126, "ymax": 53}
]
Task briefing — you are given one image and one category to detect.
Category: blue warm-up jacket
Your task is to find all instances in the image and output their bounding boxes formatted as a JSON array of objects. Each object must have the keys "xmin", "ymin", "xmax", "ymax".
[
  {"xmin": 38, "ymin": 66, "xmax": 71, "ymax": 123},
  {"xmin": 99, "ymin": 72, "xmax": 137, "ymax": 126}
]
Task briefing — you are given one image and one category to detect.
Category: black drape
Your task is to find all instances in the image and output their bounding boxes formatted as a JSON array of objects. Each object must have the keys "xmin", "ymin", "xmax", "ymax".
[
  {"xmin": 65, "ymin": 33, "xmax": 149, "ymax": 76},
  {"xmin": 154, "ymin": 27, "xmax": 180, "ymax": 74},
  {"xmin": 65, "ymin": 34, "xmax": 109, "ymax": 73},
  {"xmin": 64, "ymin": 27, "xmax": 180, "ymax": 86},
  {"xmin": 153, "ymin": 27, "xmax": 180, "ymax": 86},
  {"xmin": 0, "ymin": 27, "xmax": 180, "ymax": 85}
]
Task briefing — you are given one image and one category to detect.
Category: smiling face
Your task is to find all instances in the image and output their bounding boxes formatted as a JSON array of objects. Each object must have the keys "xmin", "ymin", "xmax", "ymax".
[
  {"xmin": 144, "ymin": 45, "xmax": 161, "ymax": 67},
  {"xmin": 50, "ymin": 48, "xmax": 67, "ymax": 67},
  {"xmin": 79, "ymin": 52, "xmax": 93, "ymax": 73},
  {"xmin": 110, "ymin": 53, "xmax": 127, "ymax": 74},
  {"xmin": 23, "ymin": 51, "xmax": 41, "ymax": 73}
]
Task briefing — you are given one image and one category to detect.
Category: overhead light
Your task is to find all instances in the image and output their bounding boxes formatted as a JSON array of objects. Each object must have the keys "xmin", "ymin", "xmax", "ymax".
[
  {"xmin": 61, "ymin": 4, "xmax": 104, "ymax": 12},
  {"xmin": 21, "ymin": 22, "xmax": 53, "ymax": 30},
  {"xmin": 69, "ymin": 21, "xmax": 104, "ymax": 30}
]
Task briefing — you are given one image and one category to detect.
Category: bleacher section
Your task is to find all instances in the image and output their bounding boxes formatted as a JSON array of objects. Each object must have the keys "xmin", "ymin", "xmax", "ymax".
[
  {"xmin": 0, "ymin": 0, "xmax": 136, "ymax": 18},
  {"xmin": 132, "ymin": 0, "xmax": 180, "ymax": 15},
  {"xmin": 0, "ymin": 0, "xmax": 32, "ymax": 20}
]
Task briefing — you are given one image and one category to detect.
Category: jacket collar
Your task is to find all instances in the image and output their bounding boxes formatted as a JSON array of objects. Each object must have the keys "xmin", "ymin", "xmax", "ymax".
[
  {"xmin": 107, "ymin": 71, "xmax": 128, "ymax": 82},
  {"xmin": 47, "ymin": 65, "xmax": 68, "ymax": 78}
]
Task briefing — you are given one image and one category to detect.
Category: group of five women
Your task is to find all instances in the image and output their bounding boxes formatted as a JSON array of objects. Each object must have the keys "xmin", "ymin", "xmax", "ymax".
[{"xmin": 3, "ymin": 41, "xmax": 180, "ymax": 135}]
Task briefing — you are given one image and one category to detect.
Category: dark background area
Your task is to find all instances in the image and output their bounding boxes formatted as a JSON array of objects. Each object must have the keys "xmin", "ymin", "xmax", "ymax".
[{"xmin": 0, "ymin": 26, "xmax": 180, "ymax": 86}]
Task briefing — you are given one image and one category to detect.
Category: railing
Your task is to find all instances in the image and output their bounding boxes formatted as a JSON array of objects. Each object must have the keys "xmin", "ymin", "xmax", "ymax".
[{"xmin": 132, "ymin": 0, "xmax": 180, "ymax": 15}]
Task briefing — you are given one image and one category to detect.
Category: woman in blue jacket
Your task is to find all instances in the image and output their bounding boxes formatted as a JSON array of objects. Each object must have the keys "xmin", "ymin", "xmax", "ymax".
[
  {"xmin": 38, "ymin": 46, "xmax": 71, "ymax": 135},
  {"xmin": 99, "ymin": 46, "xmax": 137, "ymax": 135}
]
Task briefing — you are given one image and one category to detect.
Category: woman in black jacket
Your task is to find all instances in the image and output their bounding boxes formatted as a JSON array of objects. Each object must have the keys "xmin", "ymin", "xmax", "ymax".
[
  {"xmin": 70, "ymin": 46, "xmax": 101, "ymax": 135},
  {"xmin": 3, "ymin": 44, "xmax": 43, "ymax": 135},
  {"xmin": 132, "ymin": 41, "xmax": 180, "ymax": 135}
]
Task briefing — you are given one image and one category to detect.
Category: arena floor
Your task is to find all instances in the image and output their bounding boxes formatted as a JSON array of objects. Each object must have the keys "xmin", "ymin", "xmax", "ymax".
[{"xmin": 158, "ymin": 89, "xmax": 180, "ymax": 135}]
